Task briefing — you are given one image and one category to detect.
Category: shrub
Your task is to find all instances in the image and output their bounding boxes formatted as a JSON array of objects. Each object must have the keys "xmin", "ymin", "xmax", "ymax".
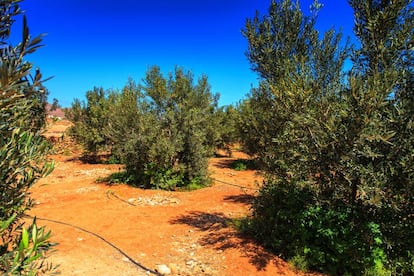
[
  {"xmin": 230, "ymin": 159, "xmax": 256, "ymax": 171},
  {"xmin": 231, "ymin": 160, "xmax": 247, "ymax": 171},
  {"xmin": 97, "ymin": 171, "xmax": 136, "ymax": 185},
  {"xmin": 247, "ymin": 180, "xmax": 392, "ymax": 274}
]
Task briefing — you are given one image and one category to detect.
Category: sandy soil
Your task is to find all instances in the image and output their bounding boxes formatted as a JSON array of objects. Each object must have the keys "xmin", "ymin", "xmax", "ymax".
[{"xmin": 28, "ymin": 120, "xmax": 316, "ymax": 275}]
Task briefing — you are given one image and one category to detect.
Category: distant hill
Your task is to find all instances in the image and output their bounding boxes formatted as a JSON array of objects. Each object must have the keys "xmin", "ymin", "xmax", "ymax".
[{"xmin": 46, "ymin": 103, "xmax": 66, "ymax": 119}]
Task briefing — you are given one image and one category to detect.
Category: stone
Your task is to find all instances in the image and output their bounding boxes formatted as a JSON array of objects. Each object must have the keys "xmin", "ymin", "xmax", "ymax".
[
  {"xmin": 121, "ymin": 256, "xmax": 130, "ymax": 263},
  {"xmin": 155, "ymin": 264, "xmax": 171, "ymax": 275}
]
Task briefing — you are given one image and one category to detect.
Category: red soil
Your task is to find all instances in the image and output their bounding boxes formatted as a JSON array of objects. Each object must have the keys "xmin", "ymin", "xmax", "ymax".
[{"xmin": 28, "ymin": 120, "xmax": 319, "ymax": 275}]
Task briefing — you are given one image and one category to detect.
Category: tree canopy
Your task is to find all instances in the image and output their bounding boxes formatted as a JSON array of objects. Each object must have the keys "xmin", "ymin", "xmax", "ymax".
[
  {"xmin": 240, "ymin": 0, "xmax": 413, "ymax": 274},
  {"xmin": 68, "ymin": 66, "xmax": 226, "ymax": 190}
]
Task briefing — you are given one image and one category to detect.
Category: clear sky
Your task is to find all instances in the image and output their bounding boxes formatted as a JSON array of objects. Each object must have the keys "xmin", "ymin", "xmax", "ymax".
[{"xmin": 13, "ymin": 0, "xmax": 355, "ymax": 107}]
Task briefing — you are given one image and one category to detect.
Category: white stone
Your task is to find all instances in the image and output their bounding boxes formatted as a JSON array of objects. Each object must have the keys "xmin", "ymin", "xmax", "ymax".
[{"xmin": 155, "ymin": 264, "xmax": 171, "ymax": 275}]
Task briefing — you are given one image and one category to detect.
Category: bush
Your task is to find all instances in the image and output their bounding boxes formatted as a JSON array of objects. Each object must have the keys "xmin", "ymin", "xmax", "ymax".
[
  {"xmin": 246, "ymin": 180, "xmax": 392, "ymax": 275},
  {"xmin": 230, "ymin": 159, "xmax": 256, "ymax": 171},
  {"xmin": 231, "ymin": 160, "xmax": 247, "ymax": 171},
  {"xmin": 97, "ymin": 171, "xmax": 136, "ymax": 185}
]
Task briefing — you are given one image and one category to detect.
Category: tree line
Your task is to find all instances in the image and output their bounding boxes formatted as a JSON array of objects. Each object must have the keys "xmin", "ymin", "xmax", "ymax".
[
  {"xmin": 66, "ymin": 67, "xmax": 238, "ymax": 190},
  {"xmin": 67, "ymin": 1, "xmax": 413, "ymax": 274}
]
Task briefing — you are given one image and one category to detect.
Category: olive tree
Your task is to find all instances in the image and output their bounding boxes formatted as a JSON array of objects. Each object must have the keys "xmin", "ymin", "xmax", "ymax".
[
  {"xmin": 112, "ymin": 67, "xmax": 221, "ymax": 189},
  {"xmin": 66, "ymin": 87, "xmax": 113, "ymax": 160},
  {"xmin": 240, "ymin": 0, "xmax": 413, "ymax": 274},
  {"xmin": 0, "ymin": 0, "xmax": 55, "ymax": 273},
  {"xmin": 70, "ymin": 67, "xmax": 222, "ymax": 190}
]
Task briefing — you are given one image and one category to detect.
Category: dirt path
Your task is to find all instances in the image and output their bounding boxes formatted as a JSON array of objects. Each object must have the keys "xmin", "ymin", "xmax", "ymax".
[{"xmin": 28, "ymin": 120, "xmax": 309, "ymax": 275}]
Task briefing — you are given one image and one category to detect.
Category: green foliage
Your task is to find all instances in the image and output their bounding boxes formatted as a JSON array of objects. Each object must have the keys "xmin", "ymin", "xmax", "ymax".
[
  {"xmin": 0, "ymin": 216, "xmax": 56, "ymax": 275},
  {"xmin": 0, "ymin": 3, "xmax": 49, "ymax": 132},
  {"xmin": 241, "ymin": 0, "xmax": 413, "ymax": 274},
  {"xmin": 97, "ymin": 171, "xmax": 135, "ymax": 185},
  {"xmin": 180, "ymin": 176, "xmax": 211, "ymax": 191},
  {"xmin": 240, "ymin": 0, "xmax": 349, "ymax": 162},
  {"xmin": 0, "ymin": 128, "xmax": 54, "ymax": 220},
  {"xmin": 66, "ymin": 87, "xmax": 113, "ymax": 158},
  {"xmin": 246, "ymin": 180, "xmax": 393, "ymax": 275},
  {"xmin": 143, "ymin": 162, "xmax": 184, "ymax": 190},
  {"xmin": 348, "ymin": 1, "xmax": 414, "ymax": 273},
  {"xmin": 230, "ymin": 159, "xmax": 256, "ymax": 171},
  {"xmin": 117, "ymin": 67, "xmax": 220, "ymax": 189},
  {"xmin": 245, "ymin": 180, "xmax": 315, "ymax": 256},
  {"xmin": 103, "ymin": 79, "xmax": 146, "ymax": 165},
  {"xmin": 231, "ymin": 160, "xmax": 247, "ymax": 171},
  {"xmin": 69, "ymin": 67, "xmax": 222, "ymax": 190},
  {"xmin": 288, "ymin": 254, "xmax": 309, "ymax": 272},
  {"xmin": 106, "ymin": 154, "xmax": 121, "ymax": 164},
  {"xmin": 50, "ymin": 98, "xmax": 59, "ymax": 111},
  {"xmin": 214, "ymin": 104, "xmax": 241, "ymax": 155},
  {"xmin": 0, "ymin": 0, "xmax": 55, "ymax": 274}
]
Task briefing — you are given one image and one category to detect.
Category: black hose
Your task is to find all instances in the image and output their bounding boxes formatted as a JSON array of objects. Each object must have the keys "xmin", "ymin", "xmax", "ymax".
[{"xmin": 25, "ymin": 215, "xmax": 162, "ymax": 276}]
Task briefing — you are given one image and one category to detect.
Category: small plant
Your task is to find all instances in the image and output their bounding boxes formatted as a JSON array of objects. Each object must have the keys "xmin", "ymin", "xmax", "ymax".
[
  {"xmin": 288, "ymin": 254, "xmax": 309, "ymax": 272},
  {"xmin": 230, "ymin": 159, "xmax": 256, "ymax": 171},
  {"xmin": 97, "ymin": 171, "xmax": 135, "ymax": 185},
  {"xmin": 363, "ymin": 223, "xmax": 390, "ymax": 276},
  {"xmin": 230, "ymin": 217, "xmax": 251, "ymax": 230},
  {"xmin": 180, "ymin": 176, "xmax": 211, "ymax": 191},
  {"xmin": 106, "ymin": 154, "xmax": 121, "ymax": 164},
  {"xmin": 231, "ymin": 159, "xmax": 247, "ymax": 171}
]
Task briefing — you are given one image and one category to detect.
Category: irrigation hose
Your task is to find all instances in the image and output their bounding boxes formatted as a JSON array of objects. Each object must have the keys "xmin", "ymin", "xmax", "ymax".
[
  {"xmin": 211, "ymin": 177, "xmax": 260, "ymax": 192},
  {"xmin": 106, "ymin": 190, "xmax": 137, "ymax": 206},
  {"xmin": 25, "ymin": 215, "xmax": 162, "ymax": 276},
  {"xmin": 23, "ymin": 179, "xmax": 258, "ymax": 275}
]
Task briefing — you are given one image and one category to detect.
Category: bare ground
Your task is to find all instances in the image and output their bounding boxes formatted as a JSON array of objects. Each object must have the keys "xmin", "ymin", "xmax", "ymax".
[{"xmin": 28, "ymin": 120, "xmax": 318, "ymax": 275}]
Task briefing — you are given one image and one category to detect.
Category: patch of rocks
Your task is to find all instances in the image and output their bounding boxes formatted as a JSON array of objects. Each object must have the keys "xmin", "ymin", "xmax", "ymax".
[
  {"xmin": 153, "ymin": 258, "xmax": 221, "ymax": 276},
  {"xmin": 155, "ymin": 233, "xmax": 225, "ymax": 275},
  {"xmin": 76, "ymin": 186, "xmax": 99, "ymax": 193},
  {"xmin": 127, "ymin": 195, "xmax": 180, "ymax": 206},
  {"xmin": 74, "ymin": 169, "xmax": 111, "ymax": 177}
]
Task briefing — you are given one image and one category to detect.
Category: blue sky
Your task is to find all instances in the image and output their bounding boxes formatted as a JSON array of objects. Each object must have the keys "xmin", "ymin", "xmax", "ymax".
[{"xmin": 14, "ymin": 0, "xmax": 355, "ymax": 107}]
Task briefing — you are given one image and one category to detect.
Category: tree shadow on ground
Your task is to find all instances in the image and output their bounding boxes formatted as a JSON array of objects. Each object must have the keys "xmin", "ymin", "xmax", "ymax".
[
  {"xmin": 66, "ymin": 153, "xmax": 115, "ymax": 164},
  {"xmin": 170, "ymin": 211, "xmax": 283, "ymax": 272},
  {"xmin": 212, "ymin": 158, "xmax": 235, "ymax": 169},
  {"xmin": 212, "ymin": 158, "xmax": 259, "ymax": 172},
  {"xmin": 223, "ymin": 194, "xmax": 255, "ymax": 205}
]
